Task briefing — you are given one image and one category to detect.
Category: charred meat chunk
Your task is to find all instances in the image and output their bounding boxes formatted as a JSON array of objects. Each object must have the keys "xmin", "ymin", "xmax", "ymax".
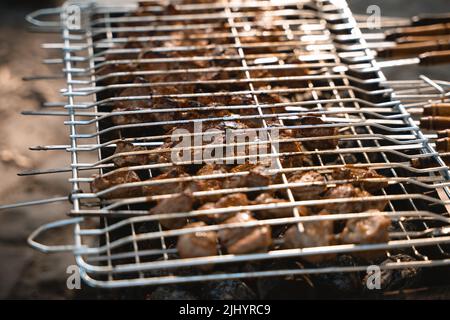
[
  {"xmin": 332, "ymin": 167, "xmax": 388, "ymax": 193},
  {"xmin": 225, "ymin": 163, "xmax": 273, "ymax": 189},
  {"xmin": 340, "ymin": 211, "xmax": 391, "ymax": 245},
  {"xmin": 288, "ymin": 170, "xmax": 327, "ymax": 200},
  {"xmin": 253, "ymin": 193, "xmax": 300, "ymax": 219},
  {"xmin": 112, "ymin": 141, "xmax": 149, "ymax": 167},
  {"xmin": 297, "ymin": 116, "xmax": 339, "ymax": 150},
  {"xmin": 149, "ymin": 192, "xmax": 194, "ymax": 229},
  {"xmin": 194, "ymin": 164, "xmax": 229, "ymax": 203},
  {"xmin": 323, "ymin": 184, "xmax": 387, "ymax": 214},
  {"xmin": 218, "ymin": 211, "xmax": 272, "ymax": 254},
  {"xmin": 278, "ymin": 132, "xmax": 314, "ymax": 168},
  {"xmin": 111, "ymin": 77, "xmax": 154, "ymax": 126},
  {"xmin": 198, "ymin": 193, "xmax": 249, "ymax": 223},
  {"xmin": 284, "ymin": 212, "xmax": 336, "ymax": 263},
  {"xmin": 143, "ymin": 167, "xmax": 190, "ymax": 196},
  {"xmin": 90, "ymin": 170, "xmax": 142, "ymax": 199},
  {"xmin": 339, "ymin": 210, "xmax": 390, "ymax": 260},
  {"xmin": 177, "ymin": 221, "xmax": 218, "ymax": 268}
]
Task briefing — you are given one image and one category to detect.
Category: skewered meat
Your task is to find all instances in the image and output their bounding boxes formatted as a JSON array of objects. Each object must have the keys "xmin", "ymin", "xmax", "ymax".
[
  {"xmin": 90, "ymin": 170, "xmax": 142, "ymax": 199},
  {"xmin": 297, "ymin": 116, "xmax": 339, "ymax": 150},
  {"xmin": 288, "ymin": 170, "xmax": 327, "ymax": 200},
  {"xmin": 218, "ymin": 211, "xmax": 272, "ymax": 254},
  {"xmin": 177, "ymin": 221, "xmax": 218, "ymax": 269},
  {"xmin": 149, "ymin": 192, "xmax": 194, "ymax": 229},
  {"xmin": 283, "ymin": 211, "xmax": 336, "ymax": 263},
  {"xmin": 323, "ymin": 184, "xmax": 387, "ymax": 214},
  {"xmin": 198, "ymin": 193, "xmax": 249, "ymax": 223},
  {"xmin": 332, "ymin": 167, "xmax": 388, "ymax": 193},
  {"xmin": 340, "ymin": 210, "xmax": 391, "ymax": 248},
  {"xmin": 112, "ymin": 141, "xmax": 149, "ymax": 167},
  {"xmin": 253, "ymin": 193, "xmax": 303, "ymax": 219}
]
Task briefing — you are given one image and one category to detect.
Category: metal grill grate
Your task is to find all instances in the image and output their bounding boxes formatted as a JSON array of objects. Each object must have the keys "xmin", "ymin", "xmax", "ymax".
[{"xmin": 16, "ymin": 0, "xmax": 450, "ymax": 289}]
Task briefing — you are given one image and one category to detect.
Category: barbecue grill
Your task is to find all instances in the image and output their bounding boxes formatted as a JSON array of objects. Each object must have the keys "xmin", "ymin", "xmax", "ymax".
[{"xmin": 4, "ymin": 0, "xmax": 450, "ymax": 296}]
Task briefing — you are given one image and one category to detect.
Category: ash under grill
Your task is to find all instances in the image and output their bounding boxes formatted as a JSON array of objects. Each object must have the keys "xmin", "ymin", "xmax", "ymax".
[{"xmin": 16, "ymin": 0, "xmax": 450, "ymax": 296}]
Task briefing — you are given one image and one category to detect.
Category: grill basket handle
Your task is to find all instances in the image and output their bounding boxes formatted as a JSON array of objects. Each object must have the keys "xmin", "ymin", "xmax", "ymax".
[
  {"xmin": 28, "ymin": 218, "xmax": 83, "ymax": 253},
  {"xmin": 26, "ymin": 7, "xmax": 62, "ymax": 28}
]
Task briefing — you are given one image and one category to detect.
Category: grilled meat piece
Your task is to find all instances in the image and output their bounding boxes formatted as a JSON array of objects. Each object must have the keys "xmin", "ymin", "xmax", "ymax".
[
  {"xmin": 340, "ymin": 211, "xmax": 391, "ymax": 245},
  {"xmin": 143, "ymin": 167, "xmax": 190, "ymax": 196},
  {"xmin": 278, "ymin": 133, "xmax": 314, "ymax": 168},
  {"xmin": 284, "ymin": 211, "xmax": 336, "ymax": 263},
  {"xmin": 225, "ymin": 163, "xmax": 273, "ymax": 189},
  {"xmin": 193, "ymin": 164, "xmax": 229, "ymax": 203},
  {"xmin": 149, "ymin": 192, "xmax": 194, "ymax": 229},
  {"xmin": 111, "ymin": 77, "xmax": 154, "ymax": 126},
  {"xmin": 90, "ymin": 170, "xmax": 142, "ymax": 199},
  {"xmin": 112, "ymin": 141, "xmax": 149, "ymax": 167},
  {"xmin": 218, "ymin": 211, "xmax": 272, "ymax": 254},
  {"xmin": 323, "ymin": 184, "xmax": 387, "ymax": 214},
  {"xmin": 339, "ymin": 211, "xmax": 391, "ymax": 261},
  {"xmin": 198, "ymin": 193, "xmax": 250, "ymax": 223},
  {"xmin": 332, "ymin": 167, "xmax": 388, "ymax": 193},
  {"xmin": 288, "ymin": 171, "xmax": 327, "ymax": 200},
  {"xmin": 297, "ymin": 116, "xmax": 339, "ymax": 150},
  {"xmin": 177, "ymin": 221, "xmax": 218, "ymax": 269},
  {"xmin": 253, "ymin": 193, "xmax": 301, "ymax": 219}
]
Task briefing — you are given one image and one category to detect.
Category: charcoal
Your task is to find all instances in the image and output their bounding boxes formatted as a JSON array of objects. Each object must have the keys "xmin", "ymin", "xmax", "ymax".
[
  {"xmin": 201, "ymin": 280, "xmax": 257, "ymax": 300},
  {"xmin": 362, "ymin": 254, "xmax": 422, "ymax": 293},
  {"xmin": 313, "ymin": 255, "xmax": 364, "ymax": 296},
  {"xmin": 148, "ymin": 286, "xmax": 198, "ymax": 300}
]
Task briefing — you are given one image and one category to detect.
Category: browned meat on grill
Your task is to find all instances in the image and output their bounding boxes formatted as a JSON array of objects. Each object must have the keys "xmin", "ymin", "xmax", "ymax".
[
  {"xmin": 177, "ymin": 221, "xmax": 218, "ymax": 270},
  {"xmin": 218, "ymin": 211, "xmax": 272, "ymax": 254},
  {"xmin": 323, "ymin": 184, "xmax": 388, "ymax": 214},
  {"xmin": 95, "ymin": 42, "xmax": 143, "ymax": 85},
  {"xmin": 90, "ymin": 170, "xmax": 142, "ymax": 199},
  {"xmin": 198, "ymin": 192, "xmax": 250, "ymax": 223},
  {"xmin": 113, "ymin": 77, "xmax": 152, "ymax": 110},
  {"xmin": 143, "ymin": 167, "xmax": 190, "ymax": 196},
  {"xmin": 297, "ymin": 116, "xmax": 339, "ymax": 150},
  {"xmin": 149, "ymin": 192, "xmax": 194, "ymax": 229},
  {"xmin": 224, "ymin": 163, "xmax": 273, "ymax": 189},
  {"xmin": 331, "ymin": 167, "xmax": 388, "ymax": 193},
  {"xmin": 288, "ymin": 171, "xmax": 327, "ymax": 200},
  {"xmin": 112, "ymin": 141, "xmax": 149, "ymax": 167},
  {"xmin": 340, "ymin": 211, "xmax": 391, "ymax": 245},
  {"xmin": 253, "ymin": 192, "xmax": 303, "ymax": 219},
  {"xmin": 283, "ymin": 211, "xmax": 336, "ymax": 263},
  {"xmin": 278, "ymin": 133, "xmax": 314, "ymax": 168},
  {"xmin": 339, "ymin": 210, "xmax": 391, "ymax": 260},
  {"xmin": 97, "ymin": 62, "xmax": 137, "ymax": 86},
  {"xmin": 111, "ymin": 77, "xmax": 153, "ymax": 126}
]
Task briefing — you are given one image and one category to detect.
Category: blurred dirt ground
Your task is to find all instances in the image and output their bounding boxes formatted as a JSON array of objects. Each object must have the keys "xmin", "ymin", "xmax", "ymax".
[{"xmin": 0, "ymin": 0, "xmax": 449, "ymax": 299}]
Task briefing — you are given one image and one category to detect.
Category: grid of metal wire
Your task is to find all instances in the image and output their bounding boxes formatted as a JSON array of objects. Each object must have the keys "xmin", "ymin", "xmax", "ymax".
[{"xmin": 23, "ymin": 0, "xmax": 450, "ymax": 288}]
